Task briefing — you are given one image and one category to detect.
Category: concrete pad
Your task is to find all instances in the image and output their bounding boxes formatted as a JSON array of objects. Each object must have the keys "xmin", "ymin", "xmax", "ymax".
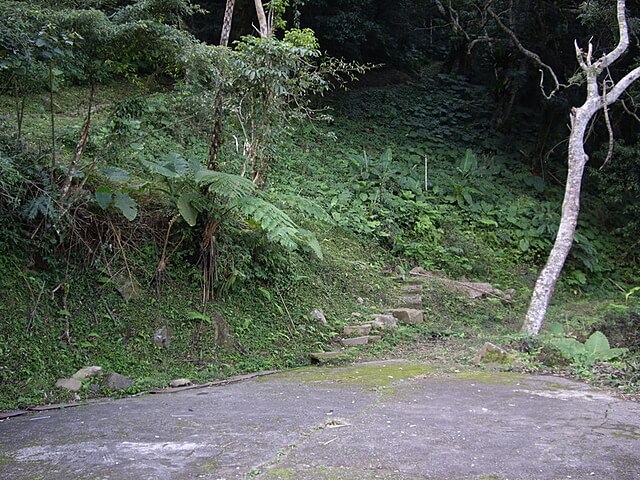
[{"xmin": 0, "ymin": 362, "xmax": 638, "ymax": 480}]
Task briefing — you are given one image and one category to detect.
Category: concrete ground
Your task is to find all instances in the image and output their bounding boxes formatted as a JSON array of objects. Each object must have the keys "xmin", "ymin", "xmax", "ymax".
[{"xmin": 0, "ymin": 360, "xmax": 639, "ymax": 480}]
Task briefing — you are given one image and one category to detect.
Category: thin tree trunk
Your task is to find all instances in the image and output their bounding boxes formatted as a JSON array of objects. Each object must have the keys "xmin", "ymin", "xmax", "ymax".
[
  {"xmin": 60, "ymin": 81, "xmax": 96, "ymax": 204},
  {"xmin": 219, "ymin": 0, "xmax": 236, "ymax": 46},
  {"xmin": 522, "ymin": 110, "xmax": 590, "ymax": 335},
  {"xmin": 254, "ymin": 0, "xmax": 269, "ymax": 38},
  {"xmin": 49, "ymin": 67, "xmax": 56, "ymax": 169}
]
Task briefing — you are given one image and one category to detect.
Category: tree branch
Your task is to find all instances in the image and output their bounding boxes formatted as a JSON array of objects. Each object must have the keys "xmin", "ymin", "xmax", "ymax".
[
  {"xmin": 486, "ymin": 6, "xmax": 561, "ymax": 98},
  {"xmin": 598, "ymin": 0, "xmax": 630, "ymax": 70}
]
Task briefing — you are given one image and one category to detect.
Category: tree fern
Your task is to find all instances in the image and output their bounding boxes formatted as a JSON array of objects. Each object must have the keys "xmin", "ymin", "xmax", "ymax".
[
  {"xmin": 195, "ymin": 170, "xmax": 256, "ymax": 201},
  {"xmin": 233, "ymin": 196, "xmax": 322, "ymax": 258},
  {"xmin": 269, "ymin": 192, "xmax": 333, "ymax": 224}
]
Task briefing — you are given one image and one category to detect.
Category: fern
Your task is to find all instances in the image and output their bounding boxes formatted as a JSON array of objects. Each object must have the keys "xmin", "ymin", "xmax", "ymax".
[
  {"xmin": 234, "ymin": 196, "xmax": 298, "ymax": 250},
  {"xmin": 233, "ymin": 196, "xmax": 322, "ymax": 258},
  {"xmin": 269, "ymin": 192, "xmax": 333, "ymax": 224},
  {"xmin": 195, "ymin": 170, "xmax": 256, "ymax": 200}
]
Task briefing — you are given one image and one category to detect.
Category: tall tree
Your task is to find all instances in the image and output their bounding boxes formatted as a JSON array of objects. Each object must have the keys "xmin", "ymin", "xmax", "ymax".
[
  {"xmin": 207, "ymin": 0, "xmax": 236, "ymax": 170},
  {"xmin": 219, "ymin": 0, "xmax": 235, "ymax": 46},
  {"xmin": 523, "ymin": 0, "xmax": 640, "ymax": 334},
  {"xmin": 253, "ymin": 0, "xmax": 269, "ymax": 37}
]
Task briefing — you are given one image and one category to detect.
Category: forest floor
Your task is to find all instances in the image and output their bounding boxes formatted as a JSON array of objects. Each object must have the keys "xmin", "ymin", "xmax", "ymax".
[{"xmin": 1, "ymin": 359, "xmax": 639, "ymax": 480}]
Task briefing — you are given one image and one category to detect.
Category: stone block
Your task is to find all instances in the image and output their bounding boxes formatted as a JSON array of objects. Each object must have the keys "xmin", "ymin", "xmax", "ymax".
[
  {"xmin": 343, "ymin": 325, "xmax": 372, "ymax": 336},
  {"xmin": 341, "ymin": 336, "xmax": 370, "ymax": 346},
  {"xmin": 388, "ymin": 308, "xmax": 424, "ymax": 325},
  {"xmin": 369, "ymin": 314, "xmax": 398, "ymax": 330}
]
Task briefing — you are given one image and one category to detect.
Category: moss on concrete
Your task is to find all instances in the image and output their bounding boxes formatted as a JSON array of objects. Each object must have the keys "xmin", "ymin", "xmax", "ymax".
[
  {"xmin": 454, "ymin": 371, "xmax": 528, "ymax": 385},
  {"xmin": 265, "ymin": 362, "xmax": 433, "ymax": 392}
]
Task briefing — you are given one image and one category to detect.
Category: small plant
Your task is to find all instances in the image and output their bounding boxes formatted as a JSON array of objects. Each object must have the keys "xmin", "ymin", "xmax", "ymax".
[{"xmin": 546, "ymin": 324, "xmax": 627, "ymax": 368}]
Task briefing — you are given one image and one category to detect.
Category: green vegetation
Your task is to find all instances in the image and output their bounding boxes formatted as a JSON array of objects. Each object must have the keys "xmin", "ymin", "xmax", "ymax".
[{"xmin": 1, "ymin": 0, "xmax": 639, "ymax": 410}]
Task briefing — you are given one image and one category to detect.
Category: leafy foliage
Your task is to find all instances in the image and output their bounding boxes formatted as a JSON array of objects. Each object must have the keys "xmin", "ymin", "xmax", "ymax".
[{"xmin": 546, "ymin": 326, "xmax": 627, "ymax": 368}]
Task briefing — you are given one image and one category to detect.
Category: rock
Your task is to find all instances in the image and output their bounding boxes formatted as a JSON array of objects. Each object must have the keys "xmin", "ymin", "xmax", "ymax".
[
  {"xmin": 103, "ymin": 372, "xmax": 134, "ymax": 391},
  {"xmin": 370, "ymin": 314, "xmax": 398, "ymax": 330},
  {"xmin": 343, "ymin": 325, "xmax": 372, "ymax": 336},
  {"xmin": 503, "ymin": 288, "xmax": 516, "ymax": 301},
  {"xmin": 351, "ymin": 312, "xmax": 363, "ymax": 318},
  {"xmin": 401, "ymin": 285, "xmax": 422, "ymax": 293},
  {"xmin": 411, "ymin": 269, "xmax": 513, "ymax": 302},
  {"xmin": 409, "ymin": 266, "xmax": 431, "ymax": 276},
  {"xmin": 310, "ymin": 351, "xmax": 349, "ymax": 364},
  {"xmin": 152, "ymin": 325, "xmax": 170, "ymax": 348},
  {"xmin": 113, "ymin": 273, "xmax": 139, "ymax": 301},
  {"xmin": 169, "ymin": 378, "xmax": 192, "ymax": 388},
  {"xmin": 310, "ymin": 308, "xmax": 327, "ymax": 325},
  {"xmin": 367, "ymin": 335, "xmax": 382, "ymax": 344},
  {"xmin": 55, "ymin": 378, "xmax": 82, "ymax": 392},
  {"xmin": 213, "ymin": 312, "xmax": 234, "ymax": 352},
  {"xmin": 71, "ymin": 366, "xmax": 103, "ymax": 381},
  {"xmin": 356, "ymin": 297, "xmax": 364, "ymax": 305},
  {"xmin": 401, "ymin": 294, "xmax": 423, "ymax": 307},
  {"xmin": 388, "ymin": 308, "xmax": 424, "ymax": 325},
  {"xmin": 341, "ymin": 336, "xmax": 370, "ymax": 346},
  {"xmin": 474, "ymin": 342, "xmax": 508, "ymax": 364}
]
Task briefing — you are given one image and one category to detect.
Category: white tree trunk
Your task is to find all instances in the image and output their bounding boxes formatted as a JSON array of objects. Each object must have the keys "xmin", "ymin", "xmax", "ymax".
[
  {"xmin": 522, "ymin": 109, "xmax": 590, "ymax": 335},
  {"xmin": 219, "ymin": 0, "xmax": 236, "ymax": 47},
  {"xmin": 522, "ymin": 0, "xmax": 640, "ymax": 334},
  {"xmin": 254, "ymin": 0, "xmax": 270, "ymax": 38}
]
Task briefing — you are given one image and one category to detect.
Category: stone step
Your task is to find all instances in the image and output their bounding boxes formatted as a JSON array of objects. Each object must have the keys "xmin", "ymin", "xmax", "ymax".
[
  {"xmin": 369, "ymin": 314, "xmax": 398, "ymax": 330},
  {"xmin": 341, "ymin": 335, "xmax": 382, "ymax": 347},
  {"xmin": 400, "ymin": 294, "xmax": 423, "ymax": 308},
  {"xmin": 393, "ymin": 275, "xmax": 423, "ymax": 285},
  {"xmin": 387, "ymin": 308, "xmax": 424, "ymax": 325},
  {"xmin": 310, "ymin": 351, "xmax": 350, "ymax": 364},
  {"xmin": 401, "ymin": 284, "xmax": 423, "ymax": 293},
  {"xmin": 343, "ymin": 325, "xmax": 372, "ymax": 336}
]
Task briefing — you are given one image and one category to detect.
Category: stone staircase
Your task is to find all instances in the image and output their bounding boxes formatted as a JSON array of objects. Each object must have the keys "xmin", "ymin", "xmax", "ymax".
[{"xmin": 310, "ymin": 275, "xmax": 426, "ymax": 364}]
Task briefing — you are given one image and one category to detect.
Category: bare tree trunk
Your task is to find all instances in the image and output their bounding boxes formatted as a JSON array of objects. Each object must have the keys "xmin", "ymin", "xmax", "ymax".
[
  {"xmin": 523, "ymin": 0, "xmax": 640, "ymax": 334},
  {"xmin": 522, "ymin": 111, "xmax": 589, "ymax": 335},
  {"xmin": 60, "ymin": 81, "xmax": 96, "ymax": 205},
  {"xmin": 254, "ymin": 0, "xmax": 269, "ymax": 38},
  {"xmin": 219, "ymin": 0, "xmax": 236, "ymax": 46}
]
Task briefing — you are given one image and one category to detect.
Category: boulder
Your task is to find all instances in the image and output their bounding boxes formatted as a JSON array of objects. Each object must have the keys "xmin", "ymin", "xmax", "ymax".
[
  {"xmin": 474, "ymin": 342, "xmax": 508, "ymax": 364},
  {"xmin": 71, "ymin": 366, "xmax": 103, "ymax": 381},
  {"xmin": 310, "ymin": 308, "xmax": 327, "ymax": 325},
  {"xmin": 55, "ymin": 378, "xmax": 82, "ymax": 392},
  {"xmin": 169, "ymin": 378, "xmax": 192, "ymax": 388},
  {"xmin": 388, "ymin": 308, "xmax": 424, "ymax": 325},
  {"xmin": 343, "ymin": 325, "xmax": 372, "ymax": 336},
  {"xmin": 103, "ymin": 372, "xmax": 134, "ymax": 391}
]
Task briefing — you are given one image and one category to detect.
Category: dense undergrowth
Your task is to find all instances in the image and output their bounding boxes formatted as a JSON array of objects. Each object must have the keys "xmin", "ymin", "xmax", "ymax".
[{"xmin": 1, "ymin": 69, "xmax": 639, "ymax": 409}]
